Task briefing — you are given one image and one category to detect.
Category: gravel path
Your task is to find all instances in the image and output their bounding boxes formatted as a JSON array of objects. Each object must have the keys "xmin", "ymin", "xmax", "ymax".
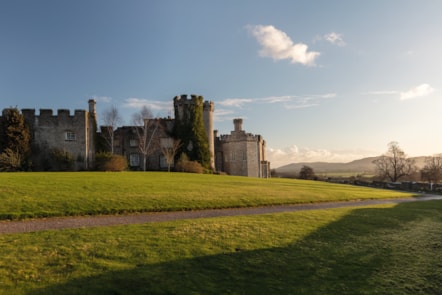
[{"xmin": 1, "ymin": 195, "xmax": 441, "ymax": 234}]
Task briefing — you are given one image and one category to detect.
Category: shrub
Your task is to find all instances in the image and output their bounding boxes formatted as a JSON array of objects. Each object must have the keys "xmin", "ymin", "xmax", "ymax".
[
  {"xmin": 95, "ymin": 152, "xmax": 127, "ymax": 171},
  {"xmin": 0, "ymin": 148, "xmax": 22, "ymax": 171},
  {"xmin": 175, "ymin": 153, "xmax": 204, "ymax": 174},
  {"xmin": 51, "ymin": 148, "xmax": 74, "ymax": 171}
]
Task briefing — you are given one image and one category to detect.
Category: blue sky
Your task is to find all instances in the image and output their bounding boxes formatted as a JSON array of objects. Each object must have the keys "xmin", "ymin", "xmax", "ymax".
[{"xmin": 1, "ymin": 0, "xmax": 441, "ymax": 168}]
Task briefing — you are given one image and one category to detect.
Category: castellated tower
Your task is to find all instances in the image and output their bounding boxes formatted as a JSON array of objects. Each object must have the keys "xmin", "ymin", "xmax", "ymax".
[
  {"xmin": 215, "ymin": 118, "xmax": 270, "ymax": 178},
  {"xmin": 173, "ymin": 94, "xmax": 215, "ymax": 169}
]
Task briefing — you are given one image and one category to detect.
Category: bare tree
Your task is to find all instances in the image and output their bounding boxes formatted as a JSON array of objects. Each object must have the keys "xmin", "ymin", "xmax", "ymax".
[
  {"xmin": 132, "ymin": 106, "xmax": 161, "ymax": 171},
  {"xmin": 161, "ymin": 138, "xmax": 181, "ymax": 172},
  {"xmin": 373, "ymin": 142, "xmax": 416, "ymax": 182},
  {"xmin": 101, "ymin": 105, "xmax": 123, "ymax": 154},
  {"xmin": 421, "ymin": 154, "xmax": 442, "ymax": 184}
]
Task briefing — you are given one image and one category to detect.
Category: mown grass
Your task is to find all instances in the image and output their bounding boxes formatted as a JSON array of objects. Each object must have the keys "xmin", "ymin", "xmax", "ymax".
[
  {"xmin": 0, "ymin": 172, "xmax": 415, "ymax": 220},
  {"xmin": 0, "ymin": 200, "xmax": 440, "ymax": 294}
]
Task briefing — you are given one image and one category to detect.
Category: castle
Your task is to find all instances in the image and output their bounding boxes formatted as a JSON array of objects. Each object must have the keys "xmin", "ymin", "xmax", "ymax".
[{"xmin": 1, "ymin": 95, "xmax": 270, "ymax": 177}]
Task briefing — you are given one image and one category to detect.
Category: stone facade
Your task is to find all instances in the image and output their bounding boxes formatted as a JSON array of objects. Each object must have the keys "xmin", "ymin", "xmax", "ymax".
[
  {"xmin": 215, "ymin": 118, "xmax": 271, "ymax": 178},
  {"xmin": 112, "ymin": 118, "xmax": 174, "ymax": 171},
  {"xmin": 2, "ymin": 96, "xmax": 270, "ymax": 176},
  {"xmin": 19, "ymin": 100, "xmax": 97, "ymax": 171}
]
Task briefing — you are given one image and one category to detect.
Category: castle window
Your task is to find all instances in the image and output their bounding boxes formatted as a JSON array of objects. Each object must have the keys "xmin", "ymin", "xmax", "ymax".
[
  {"xmin": 129, "ymin": 153, "xmax": 140, "ymax": 167},
  {"xmin": 242, "ymin": 151, "xmax": 247, "ymax": 161},
  {"xmin": 65, "ymin": 131, "xmax": 76, "ymax": 141},
  {"xmin": 230, "ymin": 151, "xmax": 235, "ymax": 161},
  {"xmin": 129, "ymin": 139, "xmax": 138, "ymax": 147}
]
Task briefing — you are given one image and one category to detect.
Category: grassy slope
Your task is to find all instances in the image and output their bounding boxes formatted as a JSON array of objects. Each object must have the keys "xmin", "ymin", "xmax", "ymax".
[
  {"xmin": 0, "ymin": 172, "xmax": 415, "ymax": 220},
  {"xmin": 0, "ymin": 201, "xmax": 440, "ymax": 294}
]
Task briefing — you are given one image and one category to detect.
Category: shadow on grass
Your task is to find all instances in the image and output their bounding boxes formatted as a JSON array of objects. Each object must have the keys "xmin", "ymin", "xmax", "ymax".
[{"xmin": 29, "ymin": 201, "xmax": 442, "ymax": 295}]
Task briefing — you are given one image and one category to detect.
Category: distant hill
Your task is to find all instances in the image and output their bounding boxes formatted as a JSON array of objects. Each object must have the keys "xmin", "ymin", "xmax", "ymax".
[{"xmin": 275, "ymin": 156, "xmax": 428, "ymax": 176}]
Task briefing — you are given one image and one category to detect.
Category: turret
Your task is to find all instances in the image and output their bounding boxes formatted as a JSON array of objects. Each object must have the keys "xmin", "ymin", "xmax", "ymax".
[{"xmin": 233, "ymin": 118, "xmax": 243, "ymax": 132}]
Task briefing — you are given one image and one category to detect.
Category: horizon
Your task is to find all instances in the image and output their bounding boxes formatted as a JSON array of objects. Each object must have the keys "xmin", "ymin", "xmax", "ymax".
[{"xmin": 1, "ymin": 1, "xmax": 441, "ymax": 168}]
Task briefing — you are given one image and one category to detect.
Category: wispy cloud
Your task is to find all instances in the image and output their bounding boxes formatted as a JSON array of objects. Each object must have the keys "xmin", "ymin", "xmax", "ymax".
[
  {"xmin": 213, "ymin": 108, "xmax": 235, "ymax": 122},
  {"xmin": 217, "ymin": 98, "xmax": 253, "ymax": 108},
  {"xmin": 123, "ymin": 98, "xmax": 171, "ymax": 112},
  {"xmin": 364, "ymin": 84, "xmax": 435, "ymax": 101},
  {"xmin": 260, "ymin": 96, "xmax": 294, "ymax": 103},
  {"xmin": 218, "ymin": 93, "xmax": 335, "ymax": 110},
  {"xmin": 247, "ymin": 25, "xmax": 320, "ymax": 66},
  {"xmin": 323, "ymin": 32, "xmax": 346, "ymax": 46},
  {"xmin": 400, "ymin": 84, "xmax": 434, "ymax": 100}
]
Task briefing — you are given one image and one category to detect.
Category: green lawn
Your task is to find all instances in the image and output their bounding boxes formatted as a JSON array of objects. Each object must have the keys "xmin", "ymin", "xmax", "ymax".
[
  {"xmin": 0, "ymin": 172, "xmax": 415, "ymax": 220},
  {"xmin": 0, "ymin": 200, "xmax": 440, "ymax": 294}
]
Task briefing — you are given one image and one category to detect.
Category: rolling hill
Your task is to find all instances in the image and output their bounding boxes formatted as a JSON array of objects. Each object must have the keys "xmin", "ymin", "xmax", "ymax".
[{"xmin": 275, "ymin": 156, "xmax": 427, "ymax": 176}]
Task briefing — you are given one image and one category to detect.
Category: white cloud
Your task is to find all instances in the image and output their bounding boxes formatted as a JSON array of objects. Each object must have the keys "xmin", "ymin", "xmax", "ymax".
[
  {"xmin": 219, "ymin": 93, "xmax": 335, "ymax": 110},
  {"xmin": 124, "ymin": 98, "xmax": 171, "ymax": 112},
  {"xmin": 400, "ymin": 84, "xmax": 435, "ymax": 100},
  {"xmin": 248, "ymin": 25, "xmax": 320, "ymax": 66},
  {"xmin": 318, "ymin": 93, "xmax": 337, "ymax": 99},
  {"xmin": 267, "ymin": 145, "xmax": 379, "ymax": 168},
  {"xmin": 217, "ymin": 98, "xmax": 253, "ymax": 108},
  {"xmin": 324, "ymin": 32, "xmax": 346, "ymax": 46},
  {"xmin": 260, "ymin": 95, "xmax": 294, "ymax": 103},
  {"xmin": 213, "ymin": 108, "xmax": 235, "ymax": 122}
]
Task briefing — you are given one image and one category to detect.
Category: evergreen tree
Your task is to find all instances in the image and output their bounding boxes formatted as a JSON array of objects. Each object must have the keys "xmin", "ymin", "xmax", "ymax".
[{"xmin": 0, "ymin": 108, "xmax": 31, "ymax": 171}]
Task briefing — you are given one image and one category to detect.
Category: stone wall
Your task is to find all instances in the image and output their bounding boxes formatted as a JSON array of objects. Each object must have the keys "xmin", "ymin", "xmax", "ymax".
[{"xmin": 20, "ymin": 100, "xmax": 96, "ymax": 171}]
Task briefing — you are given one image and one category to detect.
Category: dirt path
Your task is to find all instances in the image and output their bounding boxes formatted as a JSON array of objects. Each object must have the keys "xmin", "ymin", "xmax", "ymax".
[{"xmin": 1, "ymin": 195, "xmax": 441, "ymax": 234}]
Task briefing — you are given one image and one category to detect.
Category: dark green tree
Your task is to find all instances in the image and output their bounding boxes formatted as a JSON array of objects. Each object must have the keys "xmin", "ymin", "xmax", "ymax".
[
  {"xmin": 299, "ymin": 165, "xmax": 316, "ymax": 180},
  {"xmin": 0, "ymin": 108, "xmax": 31, "ymax": 171},
  {"xmin": 174, "ymin": 96, "xmax": 211, "ymax": 169}
]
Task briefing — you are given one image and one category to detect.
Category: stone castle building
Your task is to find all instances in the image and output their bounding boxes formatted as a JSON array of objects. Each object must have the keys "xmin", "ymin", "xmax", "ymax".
[
  {"xmin": 1, "ymin": 95, "xmax": 270, "ymax": 177},
  {"xmin": 1, "ymin": 100, "xmax": 97, "ymax": 171},
  {"xmin": 113, "ymin": 94, "xmax": 270, "ymax": 177}
]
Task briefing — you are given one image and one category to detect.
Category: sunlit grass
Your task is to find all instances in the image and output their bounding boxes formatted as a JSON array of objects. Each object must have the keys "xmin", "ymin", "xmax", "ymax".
[
  {"xmin": 0, "ymin": 172, "xmax": 415, "ymax": 220},
  {"xmin": 0, "ymin": 200, "xmax": 440, "ymax": 294}
]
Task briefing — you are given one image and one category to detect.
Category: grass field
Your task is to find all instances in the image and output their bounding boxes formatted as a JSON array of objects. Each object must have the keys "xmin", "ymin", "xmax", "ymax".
[
  {"xmin": 0, "ymin": 200, "xmax": 440, "ymax": 294},
  {"xmin": 0, "ymin": 172, "xmax": 438, "ymax": 294},
  {"xmin": 0, "ymin": 172, "xmax": 415, "ymax": 220}
]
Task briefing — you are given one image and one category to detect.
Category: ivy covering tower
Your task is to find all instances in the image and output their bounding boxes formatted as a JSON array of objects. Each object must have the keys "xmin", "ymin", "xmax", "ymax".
[{"xmin": 173, "ymin": 95, "xmax": 211, "ymax": 169}]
